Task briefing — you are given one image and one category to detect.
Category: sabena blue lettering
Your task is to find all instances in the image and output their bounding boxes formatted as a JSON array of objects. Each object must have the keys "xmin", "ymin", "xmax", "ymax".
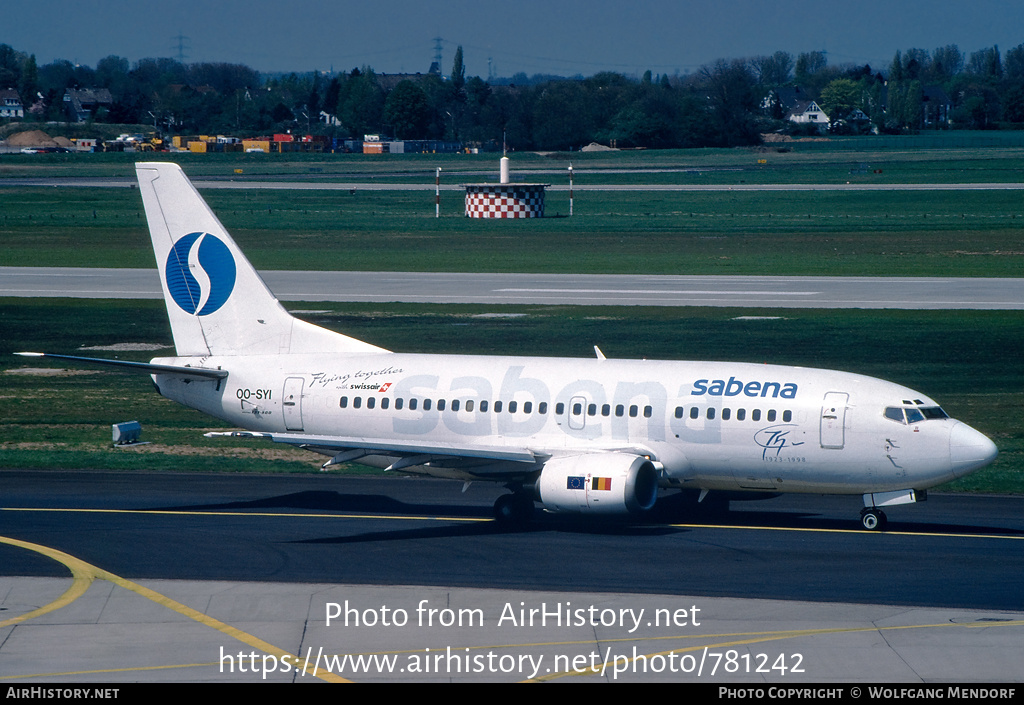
[{"xmin": 692, "ymin": 377, "xmax": 798, "ymax": 399}]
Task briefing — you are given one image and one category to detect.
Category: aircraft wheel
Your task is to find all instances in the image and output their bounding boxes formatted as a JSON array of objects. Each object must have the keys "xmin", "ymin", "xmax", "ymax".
[
  {"xmin": 860, "ymin": 508, "xmax": 887, "ymax": 531},
  {"xmin": 494, "ymin": 493, "xmax": 535, "ymax": 525}
]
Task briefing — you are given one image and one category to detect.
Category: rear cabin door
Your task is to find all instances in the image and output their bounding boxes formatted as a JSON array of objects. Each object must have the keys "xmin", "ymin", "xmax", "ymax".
[{"xmin": 283, "ymin": 377, "xmax": 305, "ymax": 431}]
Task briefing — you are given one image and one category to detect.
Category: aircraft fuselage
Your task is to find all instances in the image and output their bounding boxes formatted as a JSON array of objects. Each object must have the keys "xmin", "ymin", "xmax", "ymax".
[{"xmin": 153, "ymin": 352, "xmax": 992, "ymax": 495}]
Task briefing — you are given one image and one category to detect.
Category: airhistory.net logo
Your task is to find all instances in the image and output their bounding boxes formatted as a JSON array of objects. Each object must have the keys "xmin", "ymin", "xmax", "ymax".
[{"xmin": 165, "ymin": 232, "xmax": 236, "ymax": 316}]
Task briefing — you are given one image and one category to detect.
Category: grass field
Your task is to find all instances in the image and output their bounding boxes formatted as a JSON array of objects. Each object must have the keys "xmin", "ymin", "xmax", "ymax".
[
  {"xmin": 3, "ymin": 182, "xmax": 1024, "ymax": 276},
  {"xmin": 4, "ymin": 140, "xmax": 1024, "ymax": 277},
  {"xmin": 1, "ymin": 140, "xmax": 1021, "ymax": 493}
]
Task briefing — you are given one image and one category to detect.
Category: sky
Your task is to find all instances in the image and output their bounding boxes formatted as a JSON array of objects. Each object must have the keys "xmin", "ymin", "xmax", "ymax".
[{"xmin": 5, "ymin": 0, "xmax": 1024, "ymax": 78}]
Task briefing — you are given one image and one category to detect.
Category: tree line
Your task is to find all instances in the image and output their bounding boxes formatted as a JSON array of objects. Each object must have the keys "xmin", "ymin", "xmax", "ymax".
[{"xmin": 3, "ymin": 41, "xmax": 1024, "ymax": 150}]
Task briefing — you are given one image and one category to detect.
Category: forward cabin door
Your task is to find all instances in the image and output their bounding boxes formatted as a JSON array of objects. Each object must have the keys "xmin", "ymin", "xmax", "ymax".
[
  {"xmin": 820, "ymin": 392, "xmax": 849, "ymax": 449},
  {"xmin": 283, "ymin": 377, "xmax": 305, "ymax": 431}
]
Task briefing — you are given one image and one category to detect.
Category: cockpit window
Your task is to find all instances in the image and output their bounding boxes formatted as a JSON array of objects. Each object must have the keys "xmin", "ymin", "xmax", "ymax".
[
  {"xmin": 884, "ymin": 405, "xmax": 949, "ymax": 424},
  {"xmin": 884, "ymin": 407, "xmax": 904, "ymax": 423}
]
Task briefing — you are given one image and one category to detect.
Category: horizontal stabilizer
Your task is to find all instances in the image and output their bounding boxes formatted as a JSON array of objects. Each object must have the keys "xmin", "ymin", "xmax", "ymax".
[{"xmin": 14, "ymin": 352, "xmax": 228, "ymax": 380}]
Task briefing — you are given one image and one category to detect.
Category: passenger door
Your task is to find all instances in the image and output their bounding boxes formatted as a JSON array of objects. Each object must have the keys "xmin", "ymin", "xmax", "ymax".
[
  {"xmin": 283, "ymin": 377, "xmax": 305, "ymax": 431},
  {"xmin": 820, "ymin": 392, "xmax": 848, "ymax": 449}
]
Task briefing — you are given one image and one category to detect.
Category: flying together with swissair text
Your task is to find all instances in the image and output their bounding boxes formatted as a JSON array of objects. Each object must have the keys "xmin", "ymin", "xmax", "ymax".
[{"xmin": 18, "ymin": 162, "xmax": 998, "ymax": 530}]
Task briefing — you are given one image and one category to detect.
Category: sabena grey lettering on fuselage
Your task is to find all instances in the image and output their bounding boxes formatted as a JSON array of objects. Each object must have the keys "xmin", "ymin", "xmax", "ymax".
[
  {"xmin": 691, "ymin": 377, "xmax": 798, "ymax": 399},
  {"xmin": 364, "ymin": 365, "xmax": 742, "ymax": 443}
]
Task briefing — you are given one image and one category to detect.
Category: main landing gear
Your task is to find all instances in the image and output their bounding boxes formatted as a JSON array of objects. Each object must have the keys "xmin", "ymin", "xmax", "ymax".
[
  {"xmin": 860, "ymin": 507, "xmax": 888, "ymax": 531},
  {"xmin": 493, "ymin": 492, "xmax": 535, "ymax": 525}
]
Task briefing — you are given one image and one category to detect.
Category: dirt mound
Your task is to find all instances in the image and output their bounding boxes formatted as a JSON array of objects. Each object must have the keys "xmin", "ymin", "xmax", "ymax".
[
  {"xmin": 760, "ymin": 133, "xmax": 831, "ymax": 143},
  {"xmin": 5, "ymin": 130, "xmax": 57, "ymax": 147}
]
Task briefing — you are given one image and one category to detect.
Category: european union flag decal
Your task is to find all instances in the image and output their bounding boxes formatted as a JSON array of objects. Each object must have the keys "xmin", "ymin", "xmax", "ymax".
[{"xmin": 566, "ymin": 476, "xmax": 586, "ymax": 490}]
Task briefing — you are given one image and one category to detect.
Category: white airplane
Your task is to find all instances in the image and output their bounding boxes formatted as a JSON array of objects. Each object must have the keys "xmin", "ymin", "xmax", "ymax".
[{"xmin": 19, "ymin": 162, "xmax": 998, "ymax": 530}]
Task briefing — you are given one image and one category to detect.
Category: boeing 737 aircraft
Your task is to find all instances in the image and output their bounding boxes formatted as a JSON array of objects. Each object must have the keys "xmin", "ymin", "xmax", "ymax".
[{"xmin": 19, "ymin": 162, "xmax": 998, "ymax": 530}]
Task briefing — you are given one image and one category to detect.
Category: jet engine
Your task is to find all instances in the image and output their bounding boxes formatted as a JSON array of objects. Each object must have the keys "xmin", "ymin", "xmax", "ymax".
[{"xmin": 536, "ymin": 454, "xmax": 659, "ymax": 515}]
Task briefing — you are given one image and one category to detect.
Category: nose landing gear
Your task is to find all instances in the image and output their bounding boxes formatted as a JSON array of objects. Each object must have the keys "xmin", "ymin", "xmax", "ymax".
[{"xmin": 860, "ymin": 507, "xmax": 888, "ymax": 531}]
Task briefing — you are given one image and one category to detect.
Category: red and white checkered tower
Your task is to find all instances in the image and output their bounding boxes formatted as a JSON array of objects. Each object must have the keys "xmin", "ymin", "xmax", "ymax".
[{"xmin": 464, "ymin": 155, "xmax": 548, "ymax": 219}]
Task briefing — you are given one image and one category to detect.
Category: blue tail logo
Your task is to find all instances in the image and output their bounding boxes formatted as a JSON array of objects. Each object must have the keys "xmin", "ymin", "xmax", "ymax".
[{"xmin": 165, "ymin": 233, "xmax": 236, "ymax": 316}]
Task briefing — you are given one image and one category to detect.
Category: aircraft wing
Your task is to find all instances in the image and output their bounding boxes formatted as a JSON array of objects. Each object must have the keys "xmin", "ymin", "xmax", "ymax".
[{"xmin": 205, "ymin": 430, "xmax": 548, "ymax": 476}]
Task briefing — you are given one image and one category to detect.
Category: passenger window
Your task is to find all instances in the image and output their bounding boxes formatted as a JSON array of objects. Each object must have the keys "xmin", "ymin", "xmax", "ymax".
[
  {"xmin": 509, "ymin": 401, "xmax": 518, "ymax": 413},
  {"xmin": 396, "ymin": 398, "xmax": 404, "ymax": 410},
  {"xmin": 707, "ymin": 408, "xmax": 716, "ymax": 420},
  {"xmin": 644, "ymin": 406, "xmax": 652, "ymax": 418},
  {"xmin": 782, "ymin": 410, "xmax": 791, "ymax": 422},
  {"xmin": 423, "ymin": 399, "xmax": 432, "ymax": 411},
  {"xmin": 690, "ymin": 407, "xmax": 699, "ymax": 420},
  {"xmin": 587, "ymin": 403, "xmax": 596, "ymax": 416},
  {"xmin": 722, "ymin": 408, "xmax": 731, "ymax": 421},
  {"xmin": 451, "ymin": 399, "xmax": 460, "ymax": 412},
  {"xmin": 616, "ymin": 404, "xmax": 625, "ymax": 417},
  {"xmin": 480, "ymin": 400, "xmax": 489, "ymax": 412},
  {"xmin": 381, "ymin": 398, "xmax": 390, "ymax": 410},
  {"xmin": 494, "ymin": 401, "xmax": 503, "ymax": 413},
  {"xmin": 602, "ymin": 404, "xmax": 611, "ymax": 417},
  {"xmin": 340, "ymin": 396, "xmax": 348, "ymax": 408},
  {"xmin": 572, "ymin": 402, "xmax": 582, "ymax": 415},
  {"xmin": 539, "ymin": 402, "xmax": 548, "ymax": 414},
  {"xmin": 737, "ymin": 409, "xmax": 745, "ymax": 421},
  {"xmin": 629, "ymin": 405, "xmax": 638, "ymax": 418},
  {"xmin": 752, "ymin": 409, "xmax": 761, "ymax": 421},
  {"xmin": 367, "ymin": 397, "xmax": 375, "ymax": 409},
  {"xmin": 524, "ymin": 401, "xmax": 532, "ymax": 414},
  {"xmin": 464, "ymin": 400, "xmax": 472, "ymax": 412},
  {"xmin": 554, "ymin": 402, "xmax": 563, "ymax": 415},
  {"xmin": 409, "ymin": 399, "xmax": 417, "ymax": 411},
  {"xmin": 767, "ymin": 410, "xmax": 776, "ymax": 422},
  {"xmin": 675, "ymin": 407, "xmax": 684, "ymax": 419},
  {"xmin": 353, "ymin": 397, "xmax": 362, "ymax": 409}
]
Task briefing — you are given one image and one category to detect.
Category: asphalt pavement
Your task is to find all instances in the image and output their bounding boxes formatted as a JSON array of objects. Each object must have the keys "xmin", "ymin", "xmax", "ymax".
[{"xmin": 4, "ymin": 266, "xmax": 1024, "ymax": 309}]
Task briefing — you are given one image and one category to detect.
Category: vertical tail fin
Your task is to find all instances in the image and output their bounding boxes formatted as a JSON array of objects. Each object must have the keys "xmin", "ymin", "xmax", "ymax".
[{"xmin": 135, "ymin": 162, "xmax": 387, "ymax": 357}]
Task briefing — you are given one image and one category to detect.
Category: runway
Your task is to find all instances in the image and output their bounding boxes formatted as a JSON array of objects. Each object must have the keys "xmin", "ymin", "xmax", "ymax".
[
  {"xmin": 4, "ymin": 266, "xmax": 1024, "ymax": 309},
  {"xmin": 1, "ymin": 471, "xmax": 1022, "ymax": 682}
]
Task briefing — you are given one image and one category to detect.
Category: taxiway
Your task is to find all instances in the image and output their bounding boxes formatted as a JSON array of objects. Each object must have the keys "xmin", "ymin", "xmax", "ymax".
[{"xmin": 1, "ymin": 471, "xmax": 1022, "ymax": 682}]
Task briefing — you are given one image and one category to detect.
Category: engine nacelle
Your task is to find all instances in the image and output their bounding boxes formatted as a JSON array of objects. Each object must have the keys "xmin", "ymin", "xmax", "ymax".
[{"xmin": 536, "ymin": 454, "xmax": 659, "ymax": 515}]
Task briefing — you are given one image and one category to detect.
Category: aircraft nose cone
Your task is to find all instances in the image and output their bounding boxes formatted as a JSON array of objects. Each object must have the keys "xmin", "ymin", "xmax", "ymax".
[{"xmin": 949, "ymin": 423, "xmax": 998, "ymax": 477}]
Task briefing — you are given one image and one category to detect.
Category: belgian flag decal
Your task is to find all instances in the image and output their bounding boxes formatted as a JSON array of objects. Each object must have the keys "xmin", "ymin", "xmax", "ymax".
[{"xmin": 592, "ymin": 477, "xmax": 612, "ymax": 491}]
